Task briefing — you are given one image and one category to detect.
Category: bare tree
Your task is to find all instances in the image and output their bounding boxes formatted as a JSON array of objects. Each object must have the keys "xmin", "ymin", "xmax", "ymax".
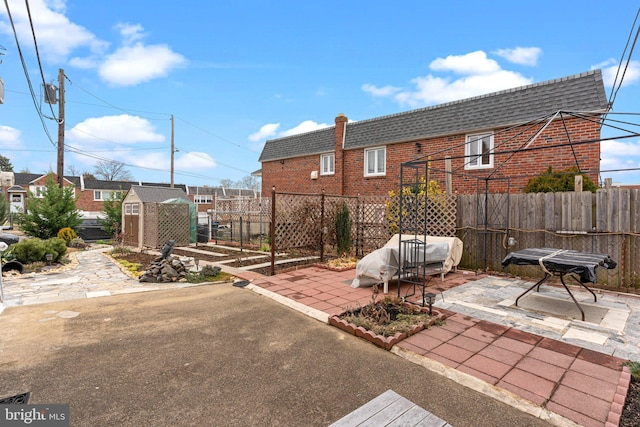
[
  {"xmin": 94, "ymin": 160, "xmax": 133, "ymax": 181},
  {"xmin": 219, "ymin": 178, "xmax": 234, "ymax": 188},
  {"xmin": 238, "ymin": 175, "xmax": 260, "ymax": 191}
]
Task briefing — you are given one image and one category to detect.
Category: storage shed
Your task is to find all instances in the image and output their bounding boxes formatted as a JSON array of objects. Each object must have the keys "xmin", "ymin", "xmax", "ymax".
[{"xmin": 122, "ymin": 186, "xmax": 196, "ymax": 248}]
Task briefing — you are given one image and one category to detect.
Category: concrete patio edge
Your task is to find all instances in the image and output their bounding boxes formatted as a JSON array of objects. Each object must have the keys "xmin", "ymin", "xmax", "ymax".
[{"xmin": 246, "ymin": 283, "xmax": 330, "ymax": 323}]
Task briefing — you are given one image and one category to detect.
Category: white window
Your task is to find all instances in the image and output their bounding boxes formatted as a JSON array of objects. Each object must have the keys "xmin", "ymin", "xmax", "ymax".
[
  {"xmin": 465, "ymin": 133, "xmax": 494, "ymax": 169},
  {"xmin": 31, "ymin": 186, "xmax": 46, "ymax": 198},
  {"xmin": 364, "ymin": 146, "xmax": 386, "ymax": 177},
  {"xmin": 124, "ymin": 203, "xmax": 139, "ymax": 215},
  {"xmin": 320, "ymin": 153, "xmax": 334, "ymax": 175},
  {"xmin": 94, "ymin": 190, "xmax": 122, "ymax": 201},
  {"xmin": 194, "ymin": 195, "xmax": 212, "ymax": 204}
]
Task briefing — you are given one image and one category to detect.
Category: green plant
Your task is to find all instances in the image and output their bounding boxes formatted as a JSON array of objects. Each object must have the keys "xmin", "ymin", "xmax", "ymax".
[
  {"xmin": 335, "ymin": 202, "xmax": 352, "ymax": 257},
  {"xmin": 68, "ymin": 237, "xmax": 87, "ymax": 248},
  {"xmin": 99, "ymin": 190, "xmax": 125, "ymax": 238},
  {"xmin": 57, "ymin": 227, "xmax": 78, "ymax": 244},
  {"xmin": 17, "ymin": 174, "xmax": 82, "ymax": 239},
  {"xmin": 524, "ymin": 166, "xmax": 598, "ymax": 193},
  {"xmin": 385, "ymin": 175, "xmax": 446, "ymax": 234},
  {"xmin": 185, "ymin": 265, "xmax": 223, "ymax": 283},
  {"xmin": 110, "ymin": 246, "xmax": 133, "ymax": 255},
  {"xmin": 0, "ymin": 192, "xmax": 9, "ymax": 226},
  {"xmin": 339, "ymin": 285, "xmax": 433, "ymax": 337},
  {"xmin": 623, "ymin": 361, "xmax": 640, "ymax": 379},
  {"xmin": 43, "ymin": 237, "xmax": 67, "ymax": 262},
  {"xmin": 5, "ymin": 237, "xmax": 67, "ymax": 263}
]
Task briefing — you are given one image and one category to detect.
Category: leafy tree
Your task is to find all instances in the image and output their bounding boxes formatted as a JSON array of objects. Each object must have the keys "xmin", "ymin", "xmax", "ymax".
[
  {"xmin": 99, "ymin": 189, "xmax": 125, "ymax": 237},
  {"xmin": 0, "ymin": 154, "xmax": 14, "ymax": 171},
  {"xmin": 385, "ymin": 176, "xmax": 446, "ymax": 234},
  {"xmin": 524, "ymin": 166, "xmax": 598, "ymax": 193},
  {"xmin": 335, "ymin": 202, "xmax": 352, "ymax": 256},
  {"xmin": 0, "ymin": 192, "xmax": 9, "ymax": 225},
  {"xmin": 17, "ymin": 175, "xmax": 82, "ymax": 239},
  {"xmin": 94, "ymin": 160, "xmax": 133, "ymax": 181}
]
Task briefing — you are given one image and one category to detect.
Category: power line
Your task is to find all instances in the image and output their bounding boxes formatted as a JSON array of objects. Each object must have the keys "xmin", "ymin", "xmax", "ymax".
[{"xmin": 2, "ymin": 0, "xmax": 57, "ymax": 146}]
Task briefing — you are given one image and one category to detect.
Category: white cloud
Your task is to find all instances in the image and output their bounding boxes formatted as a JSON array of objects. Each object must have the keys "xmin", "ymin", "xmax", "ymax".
[
  {"xmin": 396, "ymin": 70, "xmax": 532, "ymax": 107},
  {"xmin": 98, "ymin": 41, "xmax": 186, "ymax": 86},
  {"xmin": 429, "ymin": 51, "xmax": 501, "ymax": 75},
  {"xmin": 0, "ymin": 2, "xmax": 184, "ymax": 86},
  {"xmin": 281, "ymin": 120, "xmax": 329, "ymax": 137},
  {"xmin": 116, "ymin": 22, "xmax": 145, "ymax": 45},
  {"xmin": 175, "ymin": 152, "xmax": 216, "ymax": 169},
  {"xmin": 597, "ymin": 60, "xmax": 640, "ymax": 88},
  {"xmin": 0, "ymin": 125, "xmax": 22, "ymax": 147},
  {"xmin": 67, "ymin": 114, "xmax": 165, "ymax": 145},
  {"xmin": 249, "ymin": 120, "xmax": 329, "ymax": 151},
  {"xmin": 0, "ymin": 0, "xmax": 107, "ymax": 62},
  {"xmin": 494, "ymin": 47, "xmax": 542, "ymax": 66},
  {"xmin": 599, "ymin": 138, "xmax": 640, "ymax": 184},
  {"xmin": 249, "ymin": 123, "xmax": 280, "ymax": 142},
  {"xmin": 364, "ymin": 49, "xmax": 533, "ymax": 108},
  {"xmin": 361, "ymin": 83, "xmax": 401, "ymax": 97}
]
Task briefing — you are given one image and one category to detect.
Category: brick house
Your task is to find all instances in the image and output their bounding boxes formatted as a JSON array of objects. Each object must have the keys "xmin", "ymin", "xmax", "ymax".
[{"xmin": 258, "ymin": 70, "xmax": 609, "ymax": 196}]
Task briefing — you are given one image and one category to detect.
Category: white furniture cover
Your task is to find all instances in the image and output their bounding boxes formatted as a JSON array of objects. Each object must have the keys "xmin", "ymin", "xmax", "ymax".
[{"xmin": 351, "ymin": 234, "xmax": 463, "ymax": 291}]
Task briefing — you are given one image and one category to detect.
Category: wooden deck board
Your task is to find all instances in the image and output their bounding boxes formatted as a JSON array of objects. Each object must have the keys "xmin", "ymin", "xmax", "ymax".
[{"xmin": 329, "ymin": 390, "xmax": 451, "ymax": 427}]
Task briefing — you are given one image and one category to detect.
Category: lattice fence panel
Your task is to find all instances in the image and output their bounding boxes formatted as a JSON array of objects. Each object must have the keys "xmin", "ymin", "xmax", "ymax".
[
  {"xmin": 425, "ymin": 193, "xmax": 457, "ymax": 236},
  {"xmin": 354, "ymin": 196, "xmax": 394, "ymax": 255},
  {"xmin": 274, "ymin": 193, "xmax": 322, "ymax": 251},
  {"xmin": 157, "ymin": 203, "xmax": 191, "ymax": 247},
  {"xmin": 143, "ymin": 203, "xmax": 159, "ymax": 248}
]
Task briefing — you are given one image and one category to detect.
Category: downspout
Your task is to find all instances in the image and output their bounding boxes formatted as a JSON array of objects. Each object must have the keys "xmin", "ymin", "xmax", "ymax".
[{"xmin": 341, "ymin": 121, "xmax": 347, "ymax": 195}]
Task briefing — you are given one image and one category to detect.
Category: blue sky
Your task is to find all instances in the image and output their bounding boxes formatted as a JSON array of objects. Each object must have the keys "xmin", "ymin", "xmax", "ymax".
[{"xmin": 0, "ymin": 1, "xmax": 639, "ymax": 187}]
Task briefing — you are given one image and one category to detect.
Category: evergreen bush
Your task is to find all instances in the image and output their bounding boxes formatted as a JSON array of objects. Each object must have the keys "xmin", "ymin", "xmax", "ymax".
[{"xmin": 335, "ymin": 202, "xmax": 352, "ymax": 256}]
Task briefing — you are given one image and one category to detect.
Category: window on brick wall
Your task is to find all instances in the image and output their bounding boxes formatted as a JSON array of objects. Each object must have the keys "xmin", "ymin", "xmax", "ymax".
[
  {"xmin": 320, "ymin": 153, "xmax": 334, "ymax": 175},
  {"xmin": 31, "ymin": 186, "xmax": 46, "ymax": 198},
  {"xmin": 194, "ymin": 194, "xmax": 212, "ymax": 204},
  {"xmin": 465, "ymin": 132, "xmax": 494, "ymax": 169},
  {"xmin": 364, "ymin": 146, "xmax": 386, "ymax": 176},
  {"xmin": 94, "ymin": 190, "xmax": 122, "ymax": 201}
]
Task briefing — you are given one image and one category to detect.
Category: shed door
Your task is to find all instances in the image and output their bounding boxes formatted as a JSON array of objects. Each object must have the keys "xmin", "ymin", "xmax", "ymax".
[{"xmin": 123, "ymin": 202, "xmax": 140, "ymax": 246}]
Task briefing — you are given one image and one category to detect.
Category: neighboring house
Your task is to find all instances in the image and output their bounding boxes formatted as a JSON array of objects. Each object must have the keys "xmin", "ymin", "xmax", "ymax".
[
  {"xmin": 186, "ymin": 185, "xmax": 259, "ymax": 214},
  {"xmin": 258, "ymin": 70, "xmax": 609, "ymax": 196},
  {"xmin": 2, "ymin": 172, "xmax": 188, "ymax": 218},
  {"xmin": 122, "ymin": 186, "xmax": 193, "ymax": 248}
]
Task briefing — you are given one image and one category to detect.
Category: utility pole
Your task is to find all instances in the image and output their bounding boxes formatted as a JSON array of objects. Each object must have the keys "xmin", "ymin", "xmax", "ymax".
[
  {"xmin": 56, "ymin": 68, "xmax": 65, "ymax": 187},
  {"xmin": 170, "ymin": 114, "xmax": 175, "ymax": 188}
]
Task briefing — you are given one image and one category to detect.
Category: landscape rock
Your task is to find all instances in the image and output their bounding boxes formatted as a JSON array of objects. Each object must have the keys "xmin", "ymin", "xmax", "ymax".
[{"xmin": 139, "ymin": 256, "xmax": 188, "ymax": 283}]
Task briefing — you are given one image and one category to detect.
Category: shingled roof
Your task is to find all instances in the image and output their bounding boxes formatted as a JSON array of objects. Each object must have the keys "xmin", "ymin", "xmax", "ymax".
[
  {"xmin": 128, "ymin": 186, "xmax": 191, "ymax": 203},
  {"xmin": 259, "ymin": 70, "xmax": 609, "ymax": 162}
]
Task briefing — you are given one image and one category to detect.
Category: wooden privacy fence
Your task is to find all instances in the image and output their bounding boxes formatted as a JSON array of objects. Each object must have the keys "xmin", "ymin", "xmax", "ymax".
[{"xmin": 457, "ymin": 187, "xmax": 640, "ymax": 292}]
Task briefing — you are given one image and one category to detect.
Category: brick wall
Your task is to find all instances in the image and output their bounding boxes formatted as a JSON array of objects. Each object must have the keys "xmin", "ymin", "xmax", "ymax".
[{"xmin": 261, "ymin": 115, "xmax": 601, "ymax": 196}]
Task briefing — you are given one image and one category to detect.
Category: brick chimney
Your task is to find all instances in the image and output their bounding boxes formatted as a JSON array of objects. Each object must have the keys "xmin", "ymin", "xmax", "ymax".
[{"xmin": 335, "ymin": 114, "xmax": 348, "ymax": 195}]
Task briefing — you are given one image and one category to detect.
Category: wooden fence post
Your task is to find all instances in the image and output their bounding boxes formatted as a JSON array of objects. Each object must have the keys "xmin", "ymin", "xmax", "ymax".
[{"xmin": 270, "ymin": 186, "xmax": 276, "ymax": 276}]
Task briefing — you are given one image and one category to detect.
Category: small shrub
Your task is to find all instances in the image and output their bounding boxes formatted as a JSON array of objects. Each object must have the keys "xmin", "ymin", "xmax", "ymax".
[
  {"xmin": 68, "ymin": 237, "xmax": 87, "ymax": 248},
  {"xmin": 335, "ymin": 202, "xmax": 352, "ymax": 257},
  {"xmin": 6, "ymin": 238, "xmax": 47, "ymax": 264},
  {"xmin": 110, "ymin": 246, "xmax": 133, "ymax": 255},
  {"xmin": 57, "ymin": 227, "xmax": 78, "ymax": 244},
  {"xmin": 185, "ymin": 265, "xmax": 222, "ymax": 283},
  {"xmin": 43, "ymin": 237, "xmax": 67, "ymax": 262}
]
